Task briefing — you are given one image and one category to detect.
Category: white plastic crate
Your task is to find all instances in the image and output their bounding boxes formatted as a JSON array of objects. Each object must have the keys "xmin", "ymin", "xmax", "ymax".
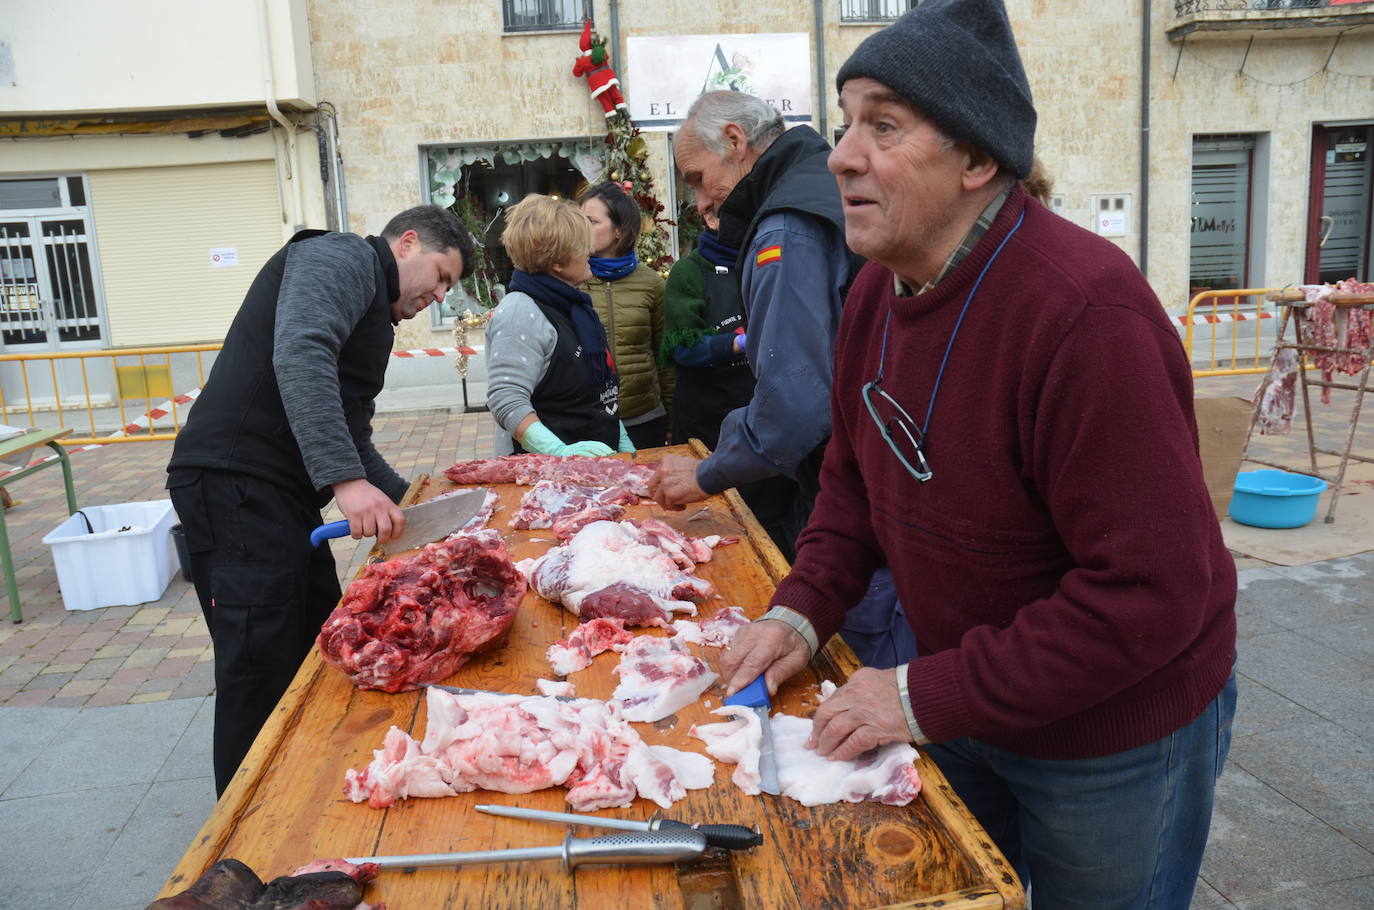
[{"xmin": 42, "ymin": 500, "xmax": 178, "ymax": 611}]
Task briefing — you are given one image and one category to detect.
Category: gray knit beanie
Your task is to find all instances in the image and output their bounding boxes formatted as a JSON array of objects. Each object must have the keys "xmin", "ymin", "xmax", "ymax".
[{"xmin": 835, "ymin": 0, "xmax": 1036, "ymax": 179}]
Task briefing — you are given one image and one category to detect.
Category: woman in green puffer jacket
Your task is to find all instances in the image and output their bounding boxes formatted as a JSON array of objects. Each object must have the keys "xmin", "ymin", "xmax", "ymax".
[{"xmin": 580, "ymin": 182, "xmax": 673, "ymax": 449}]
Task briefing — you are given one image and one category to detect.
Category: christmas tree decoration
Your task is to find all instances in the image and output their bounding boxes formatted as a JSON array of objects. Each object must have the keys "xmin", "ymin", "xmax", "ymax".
[{"xmin": 573, "ymin": 20, "xmax": 629, "ymax": 120}]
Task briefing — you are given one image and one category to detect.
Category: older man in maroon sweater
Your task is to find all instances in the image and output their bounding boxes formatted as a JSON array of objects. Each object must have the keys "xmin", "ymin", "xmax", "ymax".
[{"xmin": 721, "ymin": 2, "xmax": 1237, "ymax": 907}]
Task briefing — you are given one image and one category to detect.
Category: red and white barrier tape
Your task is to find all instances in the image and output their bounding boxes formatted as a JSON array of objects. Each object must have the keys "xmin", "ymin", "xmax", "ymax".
[
  {"xmin": 391, "ymin": 345, "xmax": 481, "ymax": 358},
  {"xmin": 0, "ymin": 345, "xmax": 489, "ymax": 479},
  {"xmin": 1175, "ymin": 311, "xmax": 1274, "ymax": 326},
  {"xmin": 0, "ymin": 386, "xmax": 204, "ymax": 479}
]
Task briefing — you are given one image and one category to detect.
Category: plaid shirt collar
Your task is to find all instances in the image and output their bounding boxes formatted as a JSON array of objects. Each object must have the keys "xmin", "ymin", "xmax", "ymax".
[{"xmin": 894, "ymin": 181, "xmax": 1013, "ymax": 298}]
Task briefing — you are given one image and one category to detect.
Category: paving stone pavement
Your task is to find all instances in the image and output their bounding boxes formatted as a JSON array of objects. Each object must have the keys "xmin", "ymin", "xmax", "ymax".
[{"xmin": 0, "ymin": 384, "xmax": 1369, "ymax": 908}]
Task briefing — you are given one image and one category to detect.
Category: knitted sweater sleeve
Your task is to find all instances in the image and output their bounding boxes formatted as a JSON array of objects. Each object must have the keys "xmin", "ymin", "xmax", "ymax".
[
  {"xmin": 485, "ymin": 293, "xmax": 557, "ymax": 436},
  {"xmin": 272, "ymin": 233, "xmax": 379, "ymax": 491}
]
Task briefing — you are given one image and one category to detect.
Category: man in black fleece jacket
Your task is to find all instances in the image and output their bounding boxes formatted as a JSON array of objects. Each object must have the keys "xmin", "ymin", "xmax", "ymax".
[{"xmin": 167, "ymin": 205, "xmax": 472, "ymax": 794}]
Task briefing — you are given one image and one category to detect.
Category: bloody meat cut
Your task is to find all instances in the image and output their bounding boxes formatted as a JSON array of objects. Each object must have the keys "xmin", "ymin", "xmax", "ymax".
[
  {"xmin": 444, "ymin": 453, "xmax": 656, "ymax": 498},
  {"xmin": 516, "ymin": 520, "xmax": 725, "ymax": 628},
  {"xmin": 610, "ymin": 633, "xmax": 718, "ymax": 722},
  {"xmin": 510, "ymin": 480, "xmax": 638, "ymax": 539},
  {"xmin": 690, "ymin": 680, "xmax": 923, "ymax": 807},
  {"xmin": 343, "ymin": 686, "xmax": 714, "ymax": 812},
  {"xmin": 545, "ymin": 616, "xmax": 635, "ymax": 676},
  {"xmin": 316, "ymin": 530, "xmax": 526, "ymax": 692}
]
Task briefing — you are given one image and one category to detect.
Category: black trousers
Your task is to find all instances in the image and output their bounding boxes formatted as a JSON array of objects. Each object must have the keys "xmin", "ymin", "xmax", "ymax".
[
  {"xmin": 167, "ymin": 468, "xmax": 340, "ymax": 795},
  {"xmin": 625, "ymin": 414, "xmax": 669, "ymax": 450}
]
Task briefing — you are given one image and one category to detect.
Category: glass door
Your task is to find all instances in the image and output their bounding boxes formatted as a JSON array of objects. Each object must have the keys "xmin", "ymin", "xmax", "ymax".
[{"xmin": 1307, "ymin": 125, "xmax": 1373, "ymax": 285}]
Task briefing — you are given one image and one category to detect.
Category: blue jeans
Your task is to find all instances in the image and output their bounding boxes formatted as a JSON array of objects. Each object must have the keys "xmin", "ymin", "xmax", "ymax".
[{"xmin": 924, "ymin": 672, "xmax": 1236, "ymax": 909}]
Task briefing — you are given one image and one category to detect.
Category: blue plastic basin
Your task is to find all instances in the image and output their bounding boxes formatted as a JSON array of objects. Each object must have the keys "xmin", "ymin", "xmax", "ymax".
[{"xmin": 1228, "ymin": 470, "xmax": 1328, "ymax": 529}]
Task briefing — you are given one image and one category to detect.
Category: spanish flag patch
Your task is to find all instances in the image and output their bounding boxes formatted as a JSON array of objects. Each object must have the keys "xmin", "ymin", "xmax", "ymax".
[{"xmin": 755, "ymin": 245, "xmax": 782, "ymax": 267}]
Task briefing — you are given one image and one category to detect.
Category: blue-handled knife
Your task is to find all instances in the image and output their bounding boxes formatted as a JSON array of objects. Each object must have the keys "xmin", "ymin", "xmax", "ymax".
[
  {"xmin": 724, "ymin": 675, "xmax": 780, "ymax": 796},
  {"xmin": 310, "ymin": 488, "xmax": 489, "ymax": 554}
]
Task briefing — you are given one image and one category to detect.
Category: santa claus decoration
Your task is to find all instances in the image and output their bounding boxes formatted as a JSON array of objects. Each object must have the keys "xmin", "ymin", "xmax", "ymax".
[{"xmin": 573, "ymin": 20, "xmax": 628, "ymax": 119}]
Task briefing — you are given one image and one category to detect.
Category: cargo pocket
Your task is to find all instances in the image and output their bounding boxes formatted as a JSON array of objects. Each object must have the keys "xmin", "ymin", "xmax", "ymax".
[
  {"xmin": 209, "ymin": 565, "xmax": 304, "ymax": 681},
  {"xmin": 167, "ymin": 469, "xmax": 214, "ymax": 553}
]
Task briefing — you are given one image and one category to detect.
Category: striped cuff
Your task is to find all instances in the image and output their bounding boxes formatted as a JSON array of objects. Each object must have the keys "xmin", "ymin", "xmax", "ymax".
[
  {"xmin": 895, "ymin": 663, "xmax": 929, "ymax": 745},
  {"xmin": 759, "ymin": 606, "xmax": 820, "ymax": 658}
]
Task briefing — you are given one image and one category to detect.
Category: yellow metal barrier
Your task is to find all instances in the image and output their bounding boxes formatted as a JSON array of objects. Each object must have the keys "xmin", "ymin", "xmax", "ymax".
[
  {"xmin": 0, "ymin": 344, "xmax": 221, "ymax": 444},
  {"xmin": 1182, "ymin": 288, "xmax": 1283, "ymax": 377}
]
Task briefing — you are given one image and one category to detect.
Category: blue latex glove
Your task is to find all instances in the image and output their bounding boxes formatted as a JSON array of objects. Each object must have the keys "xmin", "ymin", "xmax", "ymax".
[
  {"xmin": 617, "ymin": 421, "xmax": 636, "ymax": 453},
  {"xmin": 734, "ymin": 331, "xmax": 747, "ymax": 354},
  {"xmin": 521, "ymin": 421, "xmax": 615, "ymax": 457}
]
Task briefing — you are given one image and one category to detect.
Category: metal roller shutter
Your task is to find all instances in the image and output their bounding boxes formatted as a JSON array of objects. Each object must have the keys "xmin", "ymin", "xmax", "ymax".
[{"xmin": 88, "ymin": 161, "xmax": 281, "ymax": 346}]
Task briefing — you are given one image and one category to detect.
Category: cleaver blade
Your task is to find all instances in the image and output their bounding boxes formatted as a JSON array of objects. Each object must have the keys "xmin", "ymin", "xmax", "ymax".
[{"xmin": 378, "ymin": 488, "xmax": 490, "ymax": 555}]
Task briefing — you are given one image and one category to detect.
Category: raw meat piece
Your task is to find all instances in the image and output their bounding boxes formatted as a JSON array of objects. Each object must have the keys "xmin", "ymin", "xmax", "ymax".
[
  {"xmin": 626, "ymin": 744, "xmax": 716, "ymax": 807},
  {"xmin": 638, "ymin": 517, "xmax": 724, "ymax": 567},
  {"xmin": 1300, "ymin": 281, "xmax": 1374, "ymax": 404},
  {"xmin": 147, "ymin": 857, "xmax": 383, "ymax": 910},
  {"xmin": 537, "ymin": 678, "xmax": 576, "ymax": 697},
  {"xmin": 670, "ymin": 609, "xmax": 748, "ymax": 648},
  {"xmin": 343, "ymin": 687, "xmax": 712, "ymax": 812},
  {"xmin": 611, "ymin": 634, "xmax": 718, "ymax": 722},
  {"xmin": 444, "ymin": 453, "xmax": 657, "ymax": 498},
  {"xmin": 545, "ymin": 616, "xmax": 634, "ymax": 676},
  {"xmin": 510, "ymin": 480, "xmax": 637, "ymax": 539},
  {"xmin": 690, "ymin": 705, "xmax": 763, "ymax": 795},
  {"xmin": 699, "ymin": 606, "xmax": 750, "ymax": 647},
  {"xmin": 316, "ymin": 534, "xmax": 526, "ymax": 692},
  {"xmin": 145, "ymin": 859, "xmax": 263, "ymax": 909},
  {"xmin": 691, "ymin": 682, "xmax": 922, "ymax": 807},
  {"xmin": 1251, "ymin": 347, "xmax": 1298, "ymax": 436},
  {"xmin": 289, "ymin": 859, "xmax": 379, "ymax": 882},
  {"xmin": 770, "ymin": 714, "xmax": 922, "ymax": 807},
  {"xmin": 343, "ymin": 726, "xmax": 452, "ymax": 808},
  {"xmin": 669, "ymin": 619, "xmax": 703, "ymax": 645},
  {"xmin": 516, "ymin": 520, "xmax": 718, "ymax": 627}
]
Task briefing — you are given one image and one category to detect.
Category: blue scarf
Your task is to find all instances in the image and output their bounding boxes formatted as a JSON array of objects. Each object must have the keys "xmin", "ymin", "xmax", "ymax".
[
  {"xmin": 588, "ymin": 251, "xmax": 639, "ymax": 281},
  {"xmin": 697, "ymin": 230, "xmax": 739, "ymax": 269},
  {"xmin": 508, "ymin": 270, "xmax": 616, "ymax": 387}
]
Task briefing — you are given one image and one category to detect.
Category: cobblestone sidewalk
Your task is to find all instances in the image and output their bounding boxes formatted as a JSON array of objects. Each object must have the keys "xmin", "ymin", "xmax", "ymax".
[{"xmin": 0, "ymin": 409, "xmax": 495, "ymax": 708}]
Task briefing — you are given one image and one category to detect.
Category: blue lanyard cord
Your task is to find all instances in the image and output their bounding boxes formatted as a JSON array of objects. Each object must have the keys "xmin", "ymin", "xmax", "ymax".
[{"xmin": 874, "ymin": 209, "xmax": 1026, "ymax": 436}]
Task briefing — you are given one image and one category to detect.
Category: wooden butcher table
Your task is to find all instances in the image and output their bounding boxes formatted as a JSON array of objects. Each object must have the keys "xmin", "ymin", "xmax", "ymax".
[{"xmin": 158, "ymin": 446, "xmax": 1024, "ymax": 909}]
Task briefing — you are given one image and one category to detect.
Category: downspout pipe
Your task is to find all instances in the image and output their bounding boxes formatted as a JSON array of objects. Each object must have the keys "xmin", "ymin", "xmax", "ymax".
[
  {"xmin": 1139, "ymin": 0, "xmax": 1151, "ymax": 278},
  {"xmin": 258, "ymin": 0, "xmax": 305, "ymax": 231},
  {"xmin": 814, "ymin": 0, "xmax": 827, "ymax": 139},
  {"xmin": 610, "ymin": 0, "xmax": 620, "ymax": 87}
]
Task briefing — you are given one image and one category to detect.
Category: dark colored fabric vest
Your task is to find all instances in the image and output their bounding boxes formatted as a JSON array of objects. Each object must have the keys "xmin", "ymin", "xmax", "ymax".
[
  {"xmin": 514, "ymin": 299, "xmax": 621, "ymax": 452},
  {"xmin": 673, "ymin": 259, "xmax": 754, "ymax": 450},
  {"xmin": 168, "ymin": 230, "xmax": 395, "ymax": 506}
]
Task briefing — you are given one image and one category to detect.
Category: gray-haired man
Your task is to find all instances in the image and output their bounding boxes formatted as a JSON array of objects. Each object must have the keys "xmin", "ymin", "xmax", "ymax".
[{"xmin": 649, "ymin": 92, "xmax": 850, "ymax": 561}]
